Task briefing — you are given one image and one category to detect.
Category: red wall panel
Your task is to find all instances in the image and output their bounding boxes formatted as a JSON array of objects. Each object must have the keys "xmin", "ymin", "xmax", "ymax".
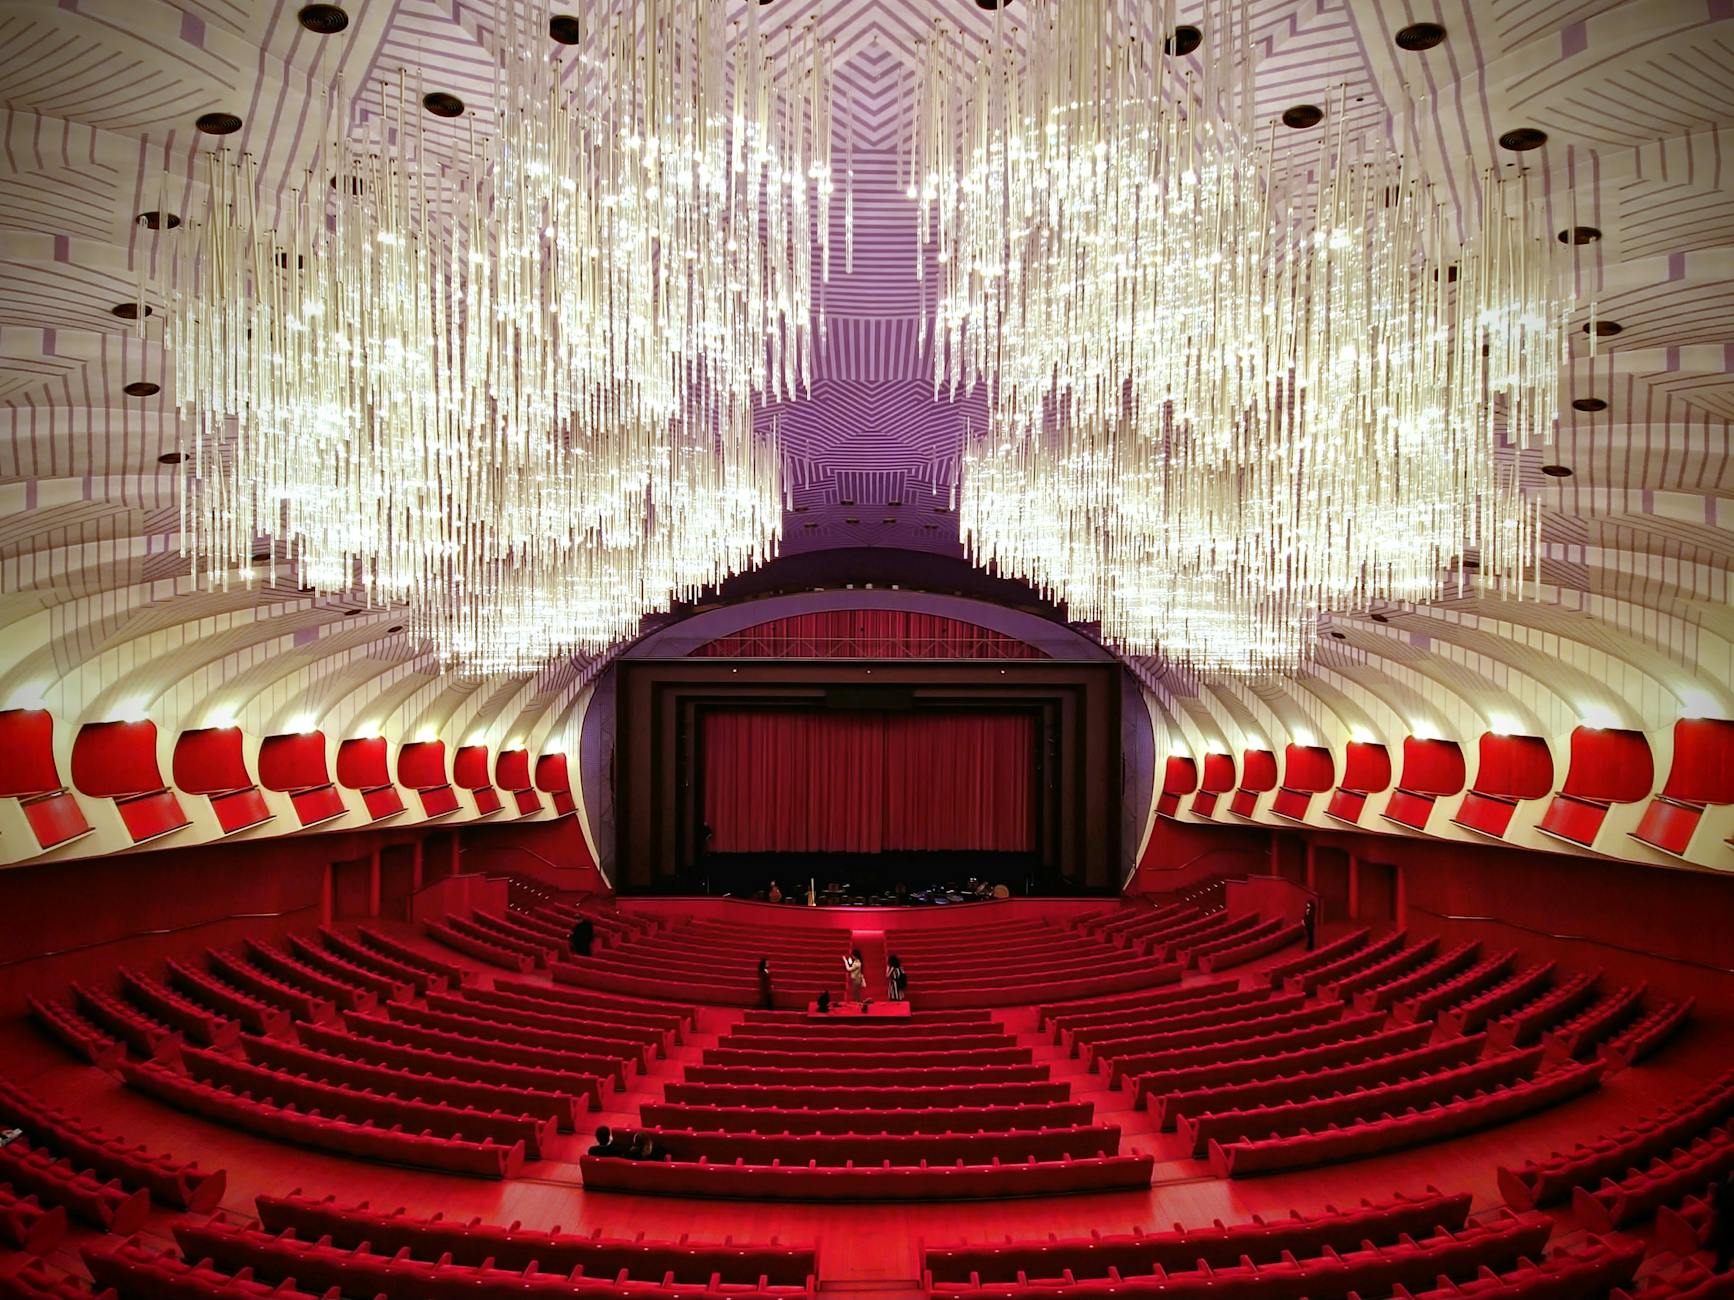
[
  {"xmin": 70, "ymin": 720, "xmax": 165, "ymax": 798},
  {"xmin": 1240, "ymin": 749, "xmax": 1278, "ymax": 793},
  {"xmin": 1282, "ymin": 744, "xmax": 1335, "ymax": 793},
  {"xmin": 171, "ymin": 727, "xmax": 253, "ymax": 794},
  {"xmin": 1199, "ymin": 753, "xmax": 1236, "ymax": 793},
  {"xmin": 0, "ymin": 709, "xmax": 63, "ymax": 796},
  {"xmin": 1473, "ymin": 733, "xmax": 1554, "ymax": 799},
  {"xmin": 1399, "ymin": 737, "xmax": 1467, "ymax": 796},
  {"xmin": 1663, "ymin": 718, "xmax": 1734, "ymax": 805},
  {"xmin": 257, "ymin": 733, "xmax": 330, "ymax": 791},
  {"xmin": 1340, "ymin": 741, "xmax": 1391, "ymax": 794},
  {"xmin": 397, "ymin": 741, "xmax": 449, "ymax": 791},
  {"xmin": 496, "ymin": 749, "xmax": 533, "ymax": 791},
  {"xmin": 1162, "ymin": 756, "xmax": 1199, "ymax": 794},
  {"xmin": 1560, "ymin": 727, "xmax": 1654, "ymax": 803},
  {"xmin": 337, "ymin": 737, "xmax": 392, "ymax": 790},
  {"xmin": 453, "ymin": 745, "xmax": 491, "ymax": 790}
]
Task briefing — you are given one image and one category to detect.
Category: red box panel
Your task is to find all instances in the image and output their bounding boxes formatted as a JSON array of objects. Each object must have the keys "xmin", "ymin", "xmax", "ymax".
[
  {"xmin": 1270, "ymin": 787, "xmax": 1313, "ymax": 821},
  {"xmin": 22, "ymin": 791, "xmax": 93, "ymax": 849},
  {"xmin": 1538, "ymin": 794, "xmax": 1609, "ymax": 846},
  {"xmin": 417, "ymin": 785, "xmax": 461, "ymax": 818},
  {"xmin": 209, "ymin": 787, "xmax": 273, "ymax": 835},
  {"xmin": 361, "ymin": 786, "xmax": 406, "ymax": 821},
  {"xmin": 1452, "ymin": 791, "xmax": 1518, "ymax": 839},
  {"xmin": 115, "ymin": 789, "xmax": 191, "ymax": 843},
  {"xmin": 1381, "ymin": 788, "xmax": 1437, "ymax": 830},
  {"xmin": 1325, "ymin": 789, "xmax": 1367, "ymax": 824},
  {"xmin": 1631, "ymin": 799, "xmax": 1702, "ymax": 856}
]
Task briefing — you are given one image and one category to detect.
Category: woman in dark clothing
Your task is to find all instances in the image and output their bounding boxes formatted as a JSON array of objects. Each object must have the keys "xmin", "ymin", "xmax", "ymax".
[
  {"xmin": 1302, "ymin": 900, "xmax": 1317, "ymax": 951},
  {"xmin": 758, "ymin": 957, "xmax": 774, "ymax": 1010},
  {"xmin": 886, "ymin": 955, "xmax": 908, "ymax": 1003}
]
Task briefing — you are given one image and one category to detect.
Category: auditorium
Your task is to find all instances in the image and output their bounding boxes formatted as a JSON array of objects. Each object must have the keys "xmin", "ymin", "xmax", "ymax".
[{"xmin": 2, "ymin": 0, "xmax": 1733, "ymax": 1297}]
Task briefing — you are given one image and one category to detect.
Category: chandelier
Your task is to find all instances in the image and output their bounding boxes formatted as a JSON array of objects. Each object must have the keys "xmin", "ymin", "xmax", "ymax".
[
  {"xmin": 165, "ymin": 1, "xmax": 840, "ymax": 672},
  {"xmin": 915, "ymin": 0, "xmax": 1567, "ymax": 677}
]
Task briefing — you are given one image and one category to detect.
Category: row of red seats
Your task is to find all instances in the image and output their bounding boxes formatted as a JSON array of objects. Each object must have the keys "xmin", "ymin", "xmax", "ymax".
[
  {"xmin": 243, "ymin": 1034, "xmax": 584, "ymax": 1131},
  {"xmin": 1542, "ymin": 984, "xmax": 1648, "ymax": 1060},
  {"xmin": 921, "ymin": 1188, "xmax": 1472, "ymax": 1283},
  {"xmin": 385, "ymin": 1001, "xmax": 656, "ymax": 1070},
  {"xmin": 1257, "ymin": 927, "xmax": 1371, "ymax": 989},
  {"xmin": 120, "ymin": 1059, "xmax": 525, "ymax": 1178},
  {"xmin": 1085, "ymin": 1004, "xmax": 1345, "ymax": 1081},
  {"xmin": 1176, "ymin": 1047, "xmax": 1544, "ymax": 1158},
  {"xmin": 1319, "ymin": 938, "xmax": 1451, "ymax": 1005},
  {"xmin": 116, "ymin": 967, "xmax": 241, "ymax": 1048},
  {"xmin": 664, "ymin": 1079, "xmax": 1073, "ymax": 1109},
  {"xmin": 1436, "ymin": 963, "xmax": 1557, "ymax": 1036},
  {"xmin": 630, "ymin": 1123, "xmax": 1121, "ymax": 1166},
  {"xmin": 685, "ymin": 1062, "xmax": 1051, "ymax": 1089},
  {"xmin": 741, "ymin": 1007, "xmax": 991, "ymax": 1026},
  {"xmin": 357, "ymin": 926, "xmax": 473, "ymax": 987},
  {"xmin": 703, "ymin": 1044, "xmax": 1032, "ymax": 1071},
  {"xmin": 1069, "ymin": 990, "xmax": 1308, "ymax": 1057},
  {"xmin": 424, "ymin": 915, "xmax": 543, "ymax": 971},
  {"xmin": 422, "ymin": 988, "xmax": 674, "ymax": 1054},
  {"xmin": 1208, "ymin": 1060, "xmax": 1606, "ymax": 1177},
  {"xmin": 295, "ymin": 1021, "xmax": 608, "ymax": 1107},
  {"xmin": 639, "ymin": 1100, "xmax": 1096, "ymax": 1135},
  {"xmin": 178, "ymin": 1045, "xmax": 558, "ymax": 1158},
  {"xmin": 1392, "ymin": 951, "xmax": 1519, "ymax": 1023},
  {"xmin": 1129, "ymin": 1020, "xmax": 1436, "ymax": 1110},
  {"xmin": 1283, "ymin": 930, "xmax": 1410, "ymax": 995},
  {"xmin": 319, "ymin": 925, "xmax": 450, "ymax": 993},
  {"xmin": 339, "ymin": 1009, "xmax": 633, "ymax": 1086},
  {"xmin": 204, "ymin": 947, "xmax": 334, "ymax": 1023},
  {"xmin": 283, "ymin": 933, "xmax": 412, "ymax": 1002},
  {"xmin": 492, "ymin": 976, "xmax": 696, "ymax": 1032},
  {"xmin": 1656, "ymin": 1191, "xmax": 1717, "ymax": 1256},
  {"xmin": 1496, "ymin": 1067, "xmax": 1734, "ymax": 1209},
  {"xmin": 732, "ymin": 1018, "xmax": 1002, "ymax": 1041},
  {"xmin": 0, "ymin": 1259, "xmax": 106, "ymax": 1300},
  {"xmin": 1601, "ymin": 997, "xmax": 1695, "ymax": 1069},
  {"xmin": 69, "ymin": 983, "xmax": 179, "ymax": 1058},
  {"xmin": 243, "ymin": 937, "xmax": 380, "ymax": 1013},
  {"xmin": 578, "ymin": 1152, "xmax": 1154, "ymax": 1200},
  {"xmin": 1153, "ymin": 913, "xmax": 1265, "ymax": 963},
  {"xmin": 1485, "ymin": 969, "xmax": 1601, "ymax": 1050},
  {"xmin": 0, "ymin": 1183, "xmax": 66, "ymax": 1255},
  {"xmin": 163, "ymin": 959, "xmax": 292, "ymax": 1038},
  {"xmin": 1109, "ymin": 1009, "xmax": 1392, "ymax": 1088},
  {"xmin": 0, "ymin": 1140, "xmax": 148, "ymax": 1234},
  {"xmin": 0, "ymin": 1078, "xmax": 225, "ymax": 1212},
  {"xmin": 23, "ymin": 996, "xmax": 123, "ymax": 1070},
  {"xmin": 1613, "ymin": 1261, "xmax": 1734, "ymax": 1300},
  {"xmin": 1572, "ymin": 1124, "xmax": 1734, "ymax": 1234},
  {"xmin": 1038, "ymin": 979, "xmax": 1239, "ymax": 1043},
  {"xmin": 1355, "ymin": 944, "xmax": 1491, "ymax": 1015},
  {"xmin": 1393, "ymin": 1237, "xmax": 1642, "ymax": 1300},
  {"xmin": 924, "ymin": 1212, "xmax": 1553, "ymax": 1300},
  {"xmin": 1195, "ymin": 921, "xmax": 1306, "ymax": 973},
  {"xmin": 254, "ymin": 1191, "xmax": 819, "ymax": 1286},
  {"xmin": 1149, "ymin": 1033, "xmax": 1487, "ymax": 1132}
]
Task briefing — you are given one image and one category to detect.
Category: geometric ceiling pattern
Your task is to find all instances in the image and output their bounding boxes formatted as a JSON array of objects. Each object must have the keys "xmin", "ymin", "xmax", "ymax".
[{"xmin": 1, "ymin": 0, "xmax": 1731, "ymax": 870}]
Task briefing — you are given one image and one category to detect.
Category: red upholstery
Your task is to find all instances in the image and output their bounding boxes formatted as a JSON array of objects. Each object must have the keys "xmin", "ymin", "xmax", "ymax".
[
  {"xmin": 69, "ymin": 720, "xmax": 189, "ymax": 842},
  {"xmin": 922, "ymin": 1188, "xmax": 1472, "ymax": 1283},
  {"xmin": 1209, "ymin": 1060, "xmax": 1605, "ymax": 1176},
  {"xmin": 170, "ymin": 727, "xmax": 271, "ymax": 833},
  {"xmin": 253, "ymin": 1192, "xmax": 818, "ymax": 1285},
  {"xmin": 0, "ymin": 1139, "xmax": 149, "ymax": 1234},
  {"xmin": 1340, "ymin": 742, "xmax": 1392, "ymax": 794},
  {"xmin": 1571, "ymin": 1124, "xmax": 1734, "ymax": 1233},
  {"xmin": 1389, "ymin": 949, "xmax": 1516, "ymax": 1021},
  {"xmin": 636, "ymin": 1123, "xmax": 1120, "ymax": 1165},
  {"xmin": 1601, "ymin": 997, "xmax": 1694, "ymax": 1069},
  {"xmin": 204, "ymin": 948, "xmax": 335, "ymax": 1022},
  {"xmin": 1158, "ymin": 756, "xmax": 1198, "ymax": 817},
  {"xmin": 0, "ymin": 1184, "xmax": 66, "ymax": 1256},
  {"xmin": 25, "ymin": 996, "xmax": 123, "ymax": 1070},
  {"xmin": 388, "ymin": 1003, "xmax": 652, "ymax": 1069},
  {"xmin": 120, "ymin": 1060, "xmax": 525, "ymax": 1178},
  {"xmin": 1496, "ymin": 1068, "xmax": 1734, "ymax": 1210},
  {"xmin": 1398, "ymin": 1237, "xmax": 1641, "ymax": 1300},
  {"xmin": 243, "ymin": 938, "xmax": 379, "ymax": 1012},
  {"xmin": 0, "ymin": 1079, "xmax": 224, "ymax": 1213},
  {"xmin": 0, "ymin": 711, "xmax": 93, "ymax": 851},
  {"xmin": 1542, "ymin": 984, "xmax": 1647, "ymax": 1060},
  {"xmin": 1319, "ymin": 936, "xmax": 1440, "ymax": 1001},
  {"xmin": 320, "ymin": 927, "xmax": 448, "ymax": 994},
  {"xmin": 1436, "ymin": 963, "xmax": 1557, "ymax": 1036},
  {"xmin": 115, "ymin": 967, "xmax": 241, "ymax": 1048},
  {"xmin": 1486, "ymin": 970, "xmax": 1602, "ymax": 1050},
  {"xmin": 426, "ymin": 917, "xmax": 540, "ymax": 970},
  {"xmin": 664, "ymin": 1080, "xmax": 1073, "ymax": 1109},
  {"xmin": 537, "ymin": 752, "xmax": 576, "ymax": 815},
  {"xmin": 360, "ymin": 927, "xmax": 473, "ymax": 986},
  {"xmin": 285, "ymin": 933, "xmax": 412, "ymax": 1001},
  {"xmin": 295, "ymin": 1021, "xmax": 606, "ymax": 1107},
  {"xmin": 578, "ymin": 1152, "xmax": 1153, "ymax": 1201},
  {"xmin": 257, "ymin": 731, "xmax": 346, "ymax": 827},
  {"xmin": 1613, "ymin": 1258, "xmax": 1729, "ymax": 1300},
  {"xmin": 1284, "ymin": 929, "xmax": 1409, "ymax": 994},
  {"xmin": 70, "ymin": 983, "xmax": 181, "ymax": 1058},
  {"xmin": 1353, "ymin": 941, "xmax": 1488, "ymax": 1013},
  {"xmin": 640, "ymin": 1100, "xmax": 1095, "ymax": 1135}
]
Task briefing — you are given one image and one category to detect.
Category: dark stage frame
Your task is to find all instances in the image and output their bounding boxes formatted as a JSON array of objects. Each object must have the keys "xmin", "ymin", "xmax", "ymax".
[{"xmin": 613, "ymin": 659, "xmax": 1122, "ymax": 893}]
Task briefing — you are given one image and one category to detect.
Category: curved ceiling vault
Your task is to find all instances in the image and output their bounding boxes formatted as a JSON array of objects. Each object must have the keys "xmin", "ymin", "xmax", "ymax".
[{"xmin": 0, "ymin": 0, "xmax": 1730, "ymax": 873}]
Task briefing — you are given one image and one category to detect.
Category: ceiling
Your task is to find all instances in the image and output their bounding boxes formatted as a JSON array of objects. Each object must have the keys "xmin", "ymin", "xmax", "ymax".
[{"xmin": 0, "ymin": 0, "xmax": 1731, "ymax": 805}]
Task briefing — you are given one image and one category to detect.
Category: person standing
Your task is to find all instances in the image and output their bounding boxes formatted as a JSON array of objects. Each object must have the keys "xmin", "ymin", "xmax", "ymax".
[
  {"xmin": 1302, "ymin": 899, "xmax": 1317, "ymax": 951},
  {"xmin": 767, "ymin": 880, "xmax": 783, "ymax": 903},
  {"xmin": 843, "ymin": 949, "xmax": 867, "ymax": 1005},
  {"xmin": 568, "ymin": 916, "xmax": 595, "ymax": 958},
  {"xmin": 886, "ymin": 955, "xmax": 908, "ymax": 1003},
  {"xmin": 758, "ymin": 957, "xmax": 774, "ymax": 1010}
]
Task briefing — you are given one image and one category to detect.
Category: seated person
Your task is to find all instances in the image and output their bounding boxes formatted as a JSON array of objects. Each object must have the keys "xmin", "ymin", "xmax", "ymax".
[
  {"xmin": 587, "ymin": 1124, "xmax": 627, "ymax": 1157},
  {"xmin": 627, "ymin": 1131, "xmax": 666, "ymax": 1161}
]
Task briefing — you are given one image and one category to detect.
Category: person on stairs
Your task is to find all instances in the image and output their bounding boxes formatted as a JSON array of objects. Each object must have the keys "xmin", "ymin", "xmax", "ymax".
[
  {"xmin": 569, "ymin": 916, "xmax": 594, "ymax": 958},
  {"xmin": 843, "ymin": 949, "xmax": 867, "ymax": 1006},
  {"xmin": 758, "ymin": 957, "xmax": 774, "ymax": 1010},
  {"xmin": 886, "ymin": 955, "xmax": 908, "ymax": 1003}
]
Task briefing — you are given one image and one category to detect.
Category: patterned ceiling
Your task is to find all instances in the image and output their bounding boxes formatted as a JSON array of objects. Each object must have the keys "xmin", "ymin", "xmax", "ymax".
[{"xmin": 0, "ymin": 0, "xmax": 1731, "ymax": 863}]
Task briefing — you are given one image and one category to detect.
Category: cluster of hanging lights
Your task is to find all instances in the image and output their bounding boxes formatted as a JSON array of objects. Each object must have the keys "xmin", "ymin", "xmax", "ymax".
[
  {"xmin": 164, "ymin": 1, "xmax": 841, "ymax": 673},
  {"xmin": 914, "ymin": 0, "xmax": 1568, "ymax": 676}
]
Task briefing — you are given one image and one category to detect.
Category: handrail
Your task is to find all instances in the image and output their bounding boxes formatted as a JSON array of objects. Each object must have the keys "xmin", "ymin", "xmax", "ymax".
[
  {"xmin": 1406, "ymin": 903, "xmax": 1734, "ymax": 976},
  {"xmin": 0, "ymin": 903, "xmax": 321, "ymax": 970}
]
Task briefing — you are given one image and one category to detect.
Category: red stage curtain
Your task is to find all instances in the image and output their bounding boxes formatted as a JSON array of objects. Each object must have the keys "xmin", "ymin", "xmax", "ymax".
[{"xmin": 702, "ymin": 709, "xmax": 1036, "ymax": 853}]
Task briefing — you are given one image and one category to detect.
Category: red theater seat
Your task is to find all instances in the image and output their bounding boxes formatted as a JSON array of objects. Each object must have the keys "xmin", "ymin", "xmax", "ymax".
[
  {"xmin": 25, "ymin": 996, "xmax": 123, "ymax": 1070},
  {"xmin": 1632, "ymin": 718, "xmax": 1734, "ymax": 857},
  {"xmin": 0, "ymin": 1139, "xmax": 149, "ymax": 1234},
  {"xmin": 70, "ymin": 720, "xmax": 189, "ymax": 844},
  {"xmin": 0, "ymin": 1184, "xmax": 66, "ymax": 1256},
  {"xmin": 1538, "ymin": 727, "xmax": 1654, "ymax": 848},
  {"xmin": 0, "ymin": 709, "xmax": 94, "ymax": 852},
  {"xmin": 1571, "ymin": 1124, "xmax": 1734, "ymax": 1233},
  {"xmin": 257, "ymin": 730, "xmax": 346, "ymax": 827},
  {"xmin": 1283, "ymin": 929, "xmax": 1409, "ymax": 994},
  {"xmin": 171, "ymin": 726, "xmax": 272, "ymax": 834}
]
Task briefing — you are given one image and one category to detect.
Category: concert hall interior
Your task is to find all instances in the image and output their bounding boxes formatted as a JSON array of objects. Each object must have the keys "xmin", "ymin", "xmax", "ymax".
[{"xmin": 2, "ymin": 2, "xmax": 1734, "ymax": 1299}]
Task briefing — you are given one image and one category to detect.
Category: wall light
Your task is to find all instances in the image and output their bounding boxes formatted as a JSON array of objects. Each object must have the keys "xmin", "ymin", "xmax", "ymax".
[
  {"xmin": 416, "ymin": 725, "xmax": 438, "ymax": 744},
  {"xmin": 115, "ymin": 699, "xmax": 152, "ymax": 723},
  {"xmin": 505, "ymin": 736, "xmax": 524, "ymax": 750},
  {"xmin": 1292, "ymin": 728, "xmax": 1316, "ymax": 748},
  {"xmin": 1411, "ymin": 721, "xmax": 1441, "ymax": 741},
  {"xmin": 1579, "ymin": 704, "xmax": 1621, "ymax": 731},
  {"xmin": 206, "ymin": 710, "xmax": 239, "ymax": 731},
  {"xmin": 1679, "ymin": 688, "xmax": 1720, "ymax": 721},
  {"xmin": 1350, "ymin": 726, "xmax": 1375, "ymax": 744},
  {"xmin": 4, "ymin": 682, "xmax": 51, "ymax": 711},
  {"xmin": 1168, "ymin": 741, "xmax": 1193, "ymax": 759},
  {"xmin": 1488, "ymin": 714, "xmax": 1518, "ymax": 736},
  {"xmin": 289, "ymin": 714, "xmax": 318, "ymax": 734}
]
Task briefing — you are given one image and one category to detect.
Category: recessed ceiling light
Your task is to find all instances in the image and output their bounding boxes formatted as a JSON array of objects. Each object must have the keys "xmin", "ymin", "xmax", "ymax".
[
  {"xmin": 195, "ymin": 112, "xmax": 244, "ymax": 136},
  {"xmin": 123, "ymin": 381, "xmax": 160, "ymax": 397},
  {"xmin": 974, "ymin": 0, "xmax": 1007, "ymax": 9},
  {"xmin": 1498, "ymin": 128, "xmax": 1548, "ymax": 152},
  {"xmin": 1557, "ymin": 226, "xmax": 1601, "ymax": 245},
  {"xmin": 297, "ymin": 3, "xmax": 349, "ymax": 34},
  {"xmin": 386, "ymin": 624, "xmax": 404, "ymax": 633},
  {"xmin": 251, "ymin": 549, "xmax": 273, "ymax": 563},
  {"xmin": 1281, "ymin": 104, "xmax": 1323, "ymax": 129},
  {"xmin": 423, "ymin": 92, "xmax": 465, "ymax": 118},
  {"xmin": 1394, "ymin": 21, "xmax": 1447, "ymax": 50},
  {"xmin": 934, "ymin": 505, "xmax": 951, "ymax": 514},
  {"xmin": 1541, "ymin": 464, "xmax": 1574, "ymax": 478},
  {"xmin": 111, "ymin": 302, "xmax": 152, "ymax": 320},
  {"xmin": 1582, "ymin": 319, "xmax": 1623, "ymax": 337},
  {"xmin": 1571, "ymin": 397, "xmax": 1607, "ymax": 412},
  {"xmin": 158, "ymin": 451, "xmax": 184, "ymax": 465},
  {"xmin": 1329, "ymin": 630, "xmax": 1347, "ymax": 640},
  {"xmin": 343, "ymin": 607, "xmax": 364, "ymax": 616},
  {"xmin": 1166, "ymin": 25, "xmax": 1202, "ymax": 56},
  {"xmin": 137, "ymin": 211, "xmax": 180, "ymax": 231},
  {"xmin": 1369, "ymin": 612, "xmax": 1390, "ymax": 623},
  {"xmin": 549, "ymin": 13, "xmax": 581, "ymax": 43}
]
